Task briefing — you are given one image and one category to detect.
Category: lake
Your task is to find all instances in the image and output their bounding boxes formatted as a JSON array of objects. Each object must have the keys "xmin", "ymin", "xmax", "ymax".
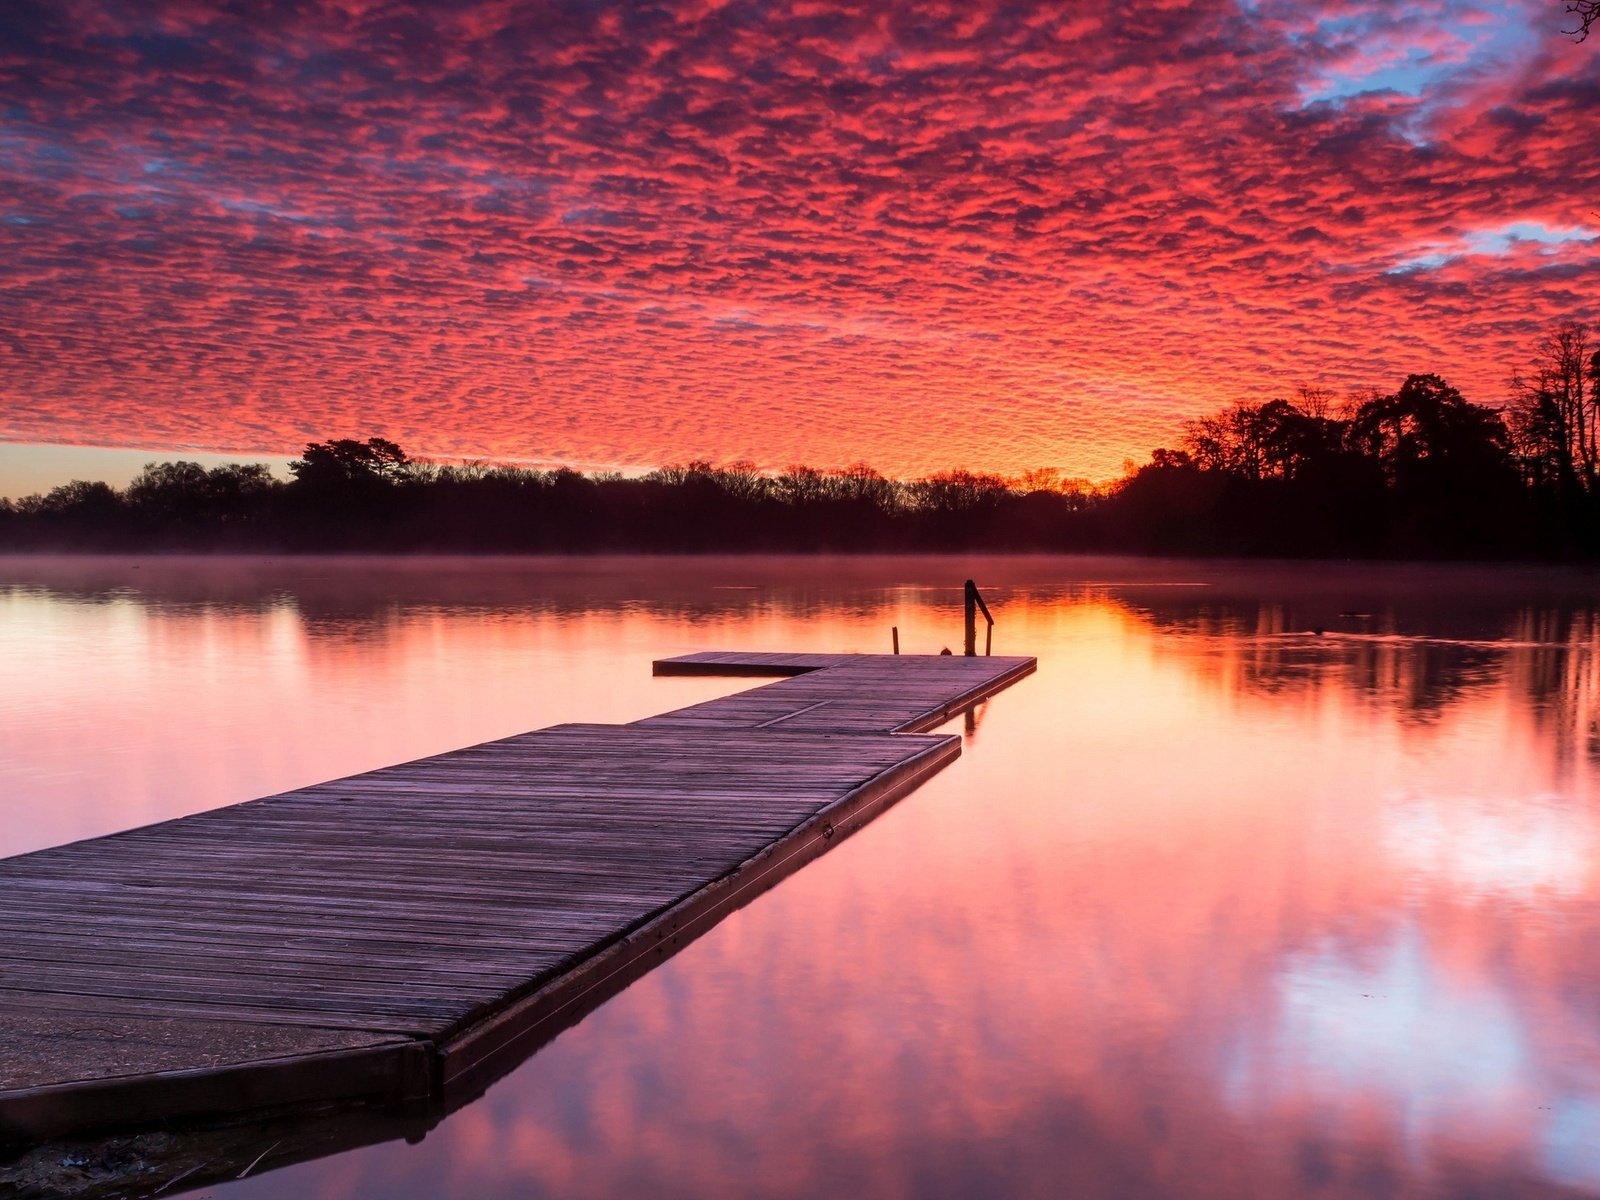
[{"xmin": 2, "ymin": 554, "xmax": 1598, "ymax": 1198}]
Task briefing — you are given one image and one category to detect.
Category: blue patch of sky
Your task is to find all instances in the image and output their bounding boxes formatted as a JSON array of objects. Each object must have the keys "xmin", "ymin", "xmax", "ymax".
[
  {"xmin": 1389, "ymin": 251, "xmax": 1453, "ymax": 274},
  {"xmin": 1466, "ymin": 221, "xmax": 1596, "ymax": 253},
  {"xmin": 1387, "ymin": 220, "xmax": 1596, "ymax": 274},
  {"xmin": 1301, "ymin": 44, "xmax": 1436, "ymax": 103},
  {"xmin": 1290, "ymin": 2, "xmax": 1535, "ymax": 109}
]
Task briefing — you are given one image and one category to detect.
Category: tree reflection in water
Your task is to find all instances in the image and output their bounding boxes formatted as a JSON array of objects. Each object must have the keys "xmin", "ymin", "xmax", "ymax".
[{"xmin": 1, "ymin": 555, "xmax": 1597, "ymax": 1199}]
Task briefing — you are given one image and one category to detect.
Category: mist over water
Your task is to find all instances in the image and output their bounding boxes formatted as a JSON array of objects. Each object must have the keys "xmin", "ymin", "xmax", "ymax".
[{"xmin": 3, "ymin": 555, "xmax": 1598, "ymax": 1198}]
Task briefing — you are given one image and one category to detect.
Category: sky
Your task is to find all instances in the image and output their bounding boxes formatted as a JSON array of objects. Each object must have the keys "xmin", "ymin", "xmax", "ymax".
[{"xmin": 1, "ymin": 0, "xmax": 1598, "ymax": 494}]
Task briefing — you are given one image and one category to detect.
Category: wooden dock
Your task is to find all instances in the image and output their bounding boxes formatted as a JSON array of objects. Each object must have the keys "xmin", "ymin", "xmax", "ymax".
[{"xmin": 0, "ymin": 650, "xmax": 1034, "ymax": 1148}]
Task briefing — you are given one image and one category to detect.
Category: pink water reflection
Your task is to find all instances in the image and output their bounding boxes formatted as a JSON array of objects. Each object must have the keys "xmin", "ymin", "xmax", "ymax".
[{"xmin": 4, "ymin": 556, "xmax": 1600, "ymax": 1197}]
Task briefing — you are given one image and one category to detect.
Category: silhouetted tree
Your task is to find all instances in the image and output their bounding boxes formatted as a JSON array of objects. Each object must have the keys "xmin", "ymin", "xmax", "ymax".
[
  {"xmin": 289, "ymin": 437, "xmax": 408, "ymax": 487},
  {"xmin": 34, "ymin": 480, "xmax": 120, "ymax": 519},
  {"xmin": 1183, "ymin": 403, "xmax": 1269, "ymax": 479},
  {"xmin": 1111, "ymin": 454, "xmax": 1230, "ymax": 552},
  {"xmin": 1509, "ymin": 322, "xmax": 1596, "ymax": 498},
  {"xmin": 908, "ymin": 470, "xmax": 1010, "ymax": 513},
  {"xmin": 833, "ymin": 463, "xmax": 898, "ymax": 510},
  {"xmin": 6, "ymin": 480, "xmax": 131, "ymax": 547},
  {"xmin": 1179, "ymin": 398, "xmax": 1352, "ymax": 482},
  {"xmin": 1348, "ymin": 374, "xmax": 1520, "ymax": 553},
  {"xmin": 1350, "ymin": 375, "xmax": 1514, "ymax": 486},
  {"xmin": 1566, "ymin": 0, "xmax": 1599, "ymax": 40},
  {"xmin": 283, "ymin": 437, "xmax": 411, "ymax": 545},
  {"xmin": 712, "ymin": 460, "xmax": 767, "ymax": 502},
  {"xmin": 122, "ymin": 460, "xmax": 281, "ymax": 542},
  {"xmin": 1256, "ymin": 398, "xmax": 1348, "ymax": 480},
  {"xmin": 127, "ymin": 461, "xmax": 210, "ymax": 522},
  {"xmin": 204, "ymin": 463, "xmax": 278, "ymax": 522},
  {"xmin": 1, "ymin": 346, "xmax": 1593, "ymax": 560}
]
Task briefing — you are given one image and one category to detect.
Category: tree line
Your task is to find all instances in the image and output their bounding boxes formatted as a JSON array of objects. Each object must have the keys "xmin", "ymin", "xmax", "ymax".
[
  {"xmin": 0, "ymin": 439, "xmax": 1096, "ymax": 553},
  {"xmin": 3, "ymin": 323, "xmax": 1596, "ymax": 558},
  {"xmin": 1121, "ymin": 322, "xmax": 1599, "ymax": 556}
]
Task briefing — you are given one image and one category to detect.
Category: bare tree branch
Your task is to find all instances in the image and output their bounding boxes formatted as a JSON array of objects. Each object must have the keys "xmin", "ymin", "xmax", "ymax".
[{"xmin": 1566, "ymin": 0, "xmax": 1599, "ymax": 41}]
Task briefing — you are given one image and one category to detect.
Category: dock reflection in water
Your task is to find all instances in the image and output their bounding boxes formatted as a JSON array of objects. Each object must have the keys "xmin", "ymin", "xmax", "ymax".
[{"xmin": 1, "ymin": 556, "xmax": 1598, "ymax": 1198}]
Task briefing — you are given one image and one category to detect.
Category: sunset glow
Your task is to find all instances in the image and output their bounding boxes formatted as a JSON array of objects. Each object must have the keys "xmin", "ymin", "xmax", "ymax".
[{"xmin": 4, "ymin": 1, "xmax": 1597, "ymax": 483}]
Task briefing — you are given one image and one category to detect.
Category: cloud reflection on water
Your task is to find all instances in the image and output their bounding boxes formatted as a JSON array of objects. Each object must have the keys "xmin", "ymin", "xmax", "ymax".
[{"xmin": 2, "ymin": 556, "xmax": 1599, "ymax": 1197}]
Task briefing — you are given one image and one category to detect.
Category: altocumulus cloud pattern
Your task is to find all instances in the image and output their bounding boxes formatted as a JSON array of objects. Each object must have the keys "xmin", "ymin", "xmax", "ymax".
[{"xmin": 1, "ymin": 0, "xmax": 1597, "ymax": 478}]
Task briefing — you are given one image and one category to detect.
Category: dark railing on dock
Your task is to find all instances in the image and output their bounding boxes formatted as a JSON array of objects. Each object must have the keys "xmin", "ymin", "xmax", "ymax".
[{"xmin": 964, "ymin": 579, "xmax": 994, "ymax": 657}]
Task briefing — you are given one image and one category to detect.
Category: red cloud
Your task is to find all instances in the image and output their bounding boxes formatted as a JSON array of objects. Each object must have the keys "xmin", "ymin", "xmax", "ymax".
[{"xmin": 1, "ymin": 0, "xmax": 1596, "ymax": 480}]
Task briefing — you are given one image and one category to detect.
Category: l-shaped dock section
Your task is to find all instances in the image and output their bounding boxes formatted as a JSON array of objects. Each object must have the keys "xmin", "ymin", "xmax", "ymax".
[{"xmin": 0, "ymin": 650, "xmax": 1035, "ymax": 1144}]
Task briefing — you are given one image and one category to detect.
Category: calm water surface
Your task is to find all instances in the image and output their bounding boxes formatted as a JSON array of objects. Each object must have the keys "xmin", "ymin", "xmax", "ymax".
[{"xmin": 3, "ymin": 555, "xmax": 1599, "ymax": 1199}]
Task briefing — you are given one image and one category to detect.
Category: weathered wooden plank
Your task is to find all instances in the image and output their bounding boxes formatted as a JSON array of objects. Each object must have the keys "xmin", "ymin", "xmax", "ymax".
[{"xmin": 0, "ymin": 648, "xmax": 1034, "ymax": 1145}]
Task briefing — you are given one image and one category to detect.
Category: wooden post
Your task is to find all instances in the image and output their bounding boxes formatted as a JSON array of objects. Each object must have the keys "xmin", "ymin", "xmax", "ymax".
[
  {"xmin": 964, "ymin": 581, "xmax": 977, "ymax": 657},
  {"xmin": 964, "ymin": 579, "xmax": 994, "ymax": 657},
  {"xmin": 892, "ymin": 626, "xmax": 900, "ymax": 655}
]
